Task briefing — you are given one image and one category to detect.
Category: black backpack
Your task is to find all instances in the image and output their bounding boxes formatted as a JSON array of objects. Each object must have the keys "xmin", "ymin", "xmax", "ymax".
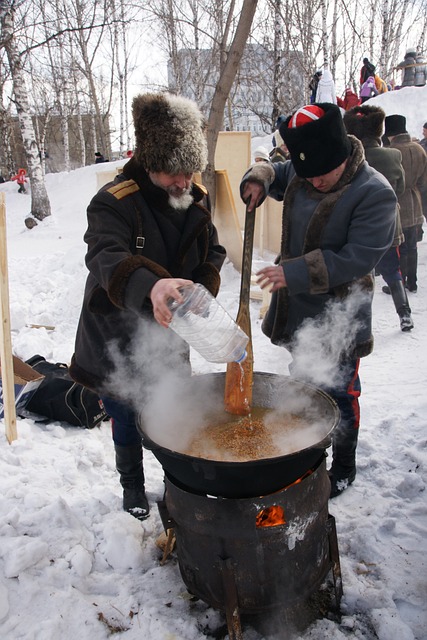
[{"xmin": 24, "ymin": 355, "xmax": 108, "ymax": 429}]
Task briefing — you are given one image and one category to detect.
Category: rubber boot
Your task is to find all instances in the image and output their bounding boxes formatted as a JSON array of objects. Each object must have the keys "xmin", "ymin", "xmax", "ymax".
[
  {"xmin": 114, "ymin": 444, "xmax": 150, "ymax": 520},
  {"xmin": 388, "ymin": 280, "xmax": 414, "ymax": 331},
  {"xmin": 405, "ymin": 251, "xmax": 418, "ymax": 292}
]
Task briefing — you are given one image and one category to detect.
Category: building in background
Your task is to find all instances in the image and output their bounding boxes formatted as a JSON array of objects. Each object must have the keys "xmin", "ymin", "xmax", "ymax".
[{"xmin": 168, "ymin": 44, "xmax": 305, "ymax": 136}]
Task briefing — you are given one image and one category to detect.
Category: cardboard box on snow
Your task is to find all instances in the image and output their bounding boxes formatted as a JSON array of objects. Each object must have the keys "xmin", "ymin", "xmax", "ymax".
[{"xmin": 0, "ymin": 356, "xmax": 44, "ymax": 419}]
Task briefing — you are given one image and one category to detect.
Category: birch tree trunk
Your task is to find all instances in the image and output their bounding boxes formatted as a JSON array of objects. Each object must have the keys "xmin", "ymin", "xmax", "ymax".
[
  {"xmin": 271, "ymin": 0, "xmax": 282, "ymax": 127},
  {"xmin": 0, "ymin": 4, "xmax": 51, "ymax": 222},
  {"xmin": 320, "ymin": 0, "xmax": 329, "ymax": 67}
]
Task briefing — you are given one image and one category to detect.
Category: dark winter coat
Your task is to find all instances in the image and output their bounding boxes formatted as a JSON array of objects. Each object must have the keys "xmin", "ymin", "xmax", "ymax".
[
  {"xmin": 362, "ymin": 142, "xmax": 404, "ymax": 245},
  {"xmin": 360, "ymin": 60, "xmax": 376, "ymax": 85},
  {"xmin": 242, "ymin": 137, "xmax": 396, "ymax": 358},
  {"xmin": 70, "ymin": 158, "xmax": 226, "ymax": 396},
  {"xmin": 388, "ymin": 133, "xmax": 427, "ymax": 228},
  {"xmin": 342, "ymin": 105, "xmax": 405, "ymax": 246}
]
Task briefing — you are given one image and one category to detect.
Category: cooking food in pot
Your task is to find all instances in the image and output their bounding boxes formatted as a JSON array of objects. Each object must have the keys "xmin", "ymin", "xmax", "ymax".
[{"xmin": 185, "ymin": 407, "xmax": 311, "ymax": 462}]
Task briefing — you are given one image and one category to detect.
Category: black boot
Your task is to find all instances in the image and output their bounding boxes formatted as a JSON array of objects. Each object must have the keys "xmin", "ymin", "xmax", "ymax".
[
  {"xmin": 405, "ymin": 251, "xmax": 418, "ymax": 292},
  {"xmin": 399, "ymin": 254, "xmax": 408, "ymax": 288},
  {"xmin": 114, "ymin": 444, "xmax": 150, "ymax": 520},
  {"xmin": 388, "ymin": 280, "xmax": 414, "ymax": 331},
  {"xmin": 329, "ymin": 425, "xmax": 358, "ymax": 498}
]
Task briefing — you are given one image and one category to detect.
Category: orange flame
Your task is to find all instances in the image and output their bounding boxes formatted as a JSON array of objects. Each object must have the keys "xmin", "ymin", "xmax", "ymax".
[{"xmin": 256, "ymin": 505, "xmax": 286, "ymax": 528}]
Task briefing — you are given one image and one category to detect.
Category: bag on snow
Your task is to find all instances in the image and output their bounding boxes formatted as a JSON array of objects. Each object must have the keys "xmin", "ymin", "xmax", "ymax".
[{"xmin": 24, "ymin": 355, "xmax": 108, "ymax": 428}]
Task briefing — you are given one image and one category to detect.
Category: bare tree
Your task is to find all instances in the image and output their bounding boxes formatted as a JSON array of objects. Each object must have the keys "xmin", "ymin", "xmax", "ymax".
[
  {"xmin": 0, "ymin": 2, "xmax": 51, "ymax": 223},
  {"xmin": 204, "ymin": 0, "xmax": 258, "ymax": 203}
]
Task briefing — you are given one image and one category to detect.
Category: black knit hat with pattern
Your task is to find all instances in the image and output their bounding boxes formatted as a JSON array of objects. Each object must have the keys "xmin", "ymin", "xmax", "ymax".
[{"xmin": 279, "ymin": 103, "xmax": 352, "ymax": 178}]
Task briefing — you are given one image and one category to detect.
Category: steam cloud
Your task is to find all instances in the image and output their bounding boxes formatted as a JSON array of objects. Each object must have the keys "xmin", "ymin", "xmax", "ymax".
[
  {"xmin": 103, "ymin": 318, "xmax": 219, "ymax": 449},
  {"xmin": 289, "ymin": 285, "xmax": 371, "ymax": 388}
]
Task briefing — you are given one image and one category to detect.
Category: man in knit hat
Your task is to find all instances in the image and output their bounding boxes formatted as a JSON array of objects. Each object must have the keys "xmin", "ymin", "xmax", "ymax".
[
  {"xmin": 384, "ymin": 114, "xmax": 427, "ymax": 293},
  {"xmin": 240, "ymin": 103, "xmax": 396, "ymax": 498},
  {"xmin": 70, "ymin": 93, "xmax": 226, "ymax": 519}
]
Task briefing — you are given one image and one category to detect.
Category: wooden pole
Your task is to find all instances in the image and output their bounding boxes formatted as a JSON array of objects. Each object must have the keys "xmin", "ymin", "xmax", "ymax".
[{"xmin": 0, "ymin": 193, "xmax": 18, "ymax": 442}]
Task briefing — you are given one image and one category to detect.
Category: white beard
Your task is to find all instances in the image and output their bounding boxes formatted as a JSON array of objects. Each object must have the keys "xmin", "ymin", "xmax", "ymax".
[{"xmin": 168, "ymin": 192, "xmax": 194, "ymax": 210}]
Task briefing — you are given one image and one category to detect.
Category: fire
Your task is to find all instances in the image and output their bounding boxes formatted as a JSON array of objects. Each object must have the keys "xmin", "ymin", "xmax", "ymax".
[{"xmin": 256, "ymin": 505, "xmax": 286, "ymax": 528}]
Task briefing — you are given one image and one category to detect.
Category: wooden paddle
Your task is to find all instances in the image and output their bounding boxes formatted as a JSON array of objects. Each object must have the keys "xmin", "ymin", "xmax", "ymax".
[{"xmin": 224, "ymin": 203, "xmax": 255, "ymax": 415}]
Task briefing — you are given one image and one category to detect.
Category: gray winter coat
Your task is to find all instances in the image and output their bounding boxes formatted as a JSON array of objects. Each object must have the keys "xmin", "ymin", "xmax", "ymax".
[
  {"xmin": 243, "ymin": 137, "xmax": 396, "ymax": 358},
  {"xmin": 415, "ymin": 55, "xmax": 427, "ymax": 86},
  {"xmin": 397, "ymin": 53, "xmax": 417, "ymax": 87}
]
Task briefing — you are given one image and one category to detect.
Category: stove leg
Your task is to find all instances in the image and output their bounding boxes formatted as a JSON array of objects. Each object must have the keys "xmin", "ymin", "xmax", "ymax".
[
  {"xmin": 326, "ymin": 514, "xmax": 343, "ymax": 609},
  {"xmin": 219, "ymin": 557, "xmax": 243, "ymax": 640}
]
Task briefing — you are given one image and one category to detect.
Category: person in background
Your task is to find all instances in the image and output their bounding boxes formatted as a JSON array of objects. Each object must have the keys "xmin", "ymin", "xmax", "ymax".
[
  {"xmin": 360, "ymin": 58, "xmax": 376, "ymax": 86},
  {"xmin": 342, "ymin": 88, "xmax": 361, "ymax": 111},
  {"xmin": 239, "ymin": 103, "xmax": 396, "ymax": 498},
  {"xmin": 272, "ymin": 115, "xmax": 287, "ymax": 147},
  {"xmin": 253, "ymin": 146, "xmax": 270, "ymax": 163},
  {"xmin": 94, "ymin": 151, "xmax": 106, "ymax": 163},
  {"xmin": 11, "ymin": 168, "xmax": 28, "ymax": 193},
  {"xmin": 315, "ymin": 67, "xmax": 337, "ymax": 103},
  {"xmin": 343, "ymin": 104, "xmax": 413, "ymax": 331},
  {"xmin": 374, "ymin": 74, "xmax": 388, "ymax": 94},
  {"xmin": 269, "ymin": 130, "xmax": 291, "ymax": 163},
  {"xmin": 360, "ymin": 76, "xmax": 378, "ymax": 102},
  {"xmin": 414, "ymin": 51, "xmax": 427, "ymax": 86},
  {"xmin": 70, "ymin": 93, "xmax": 226, "ymax": 520},
  {"xmin": 419, "ymin": 122, "xmax": 427, "ymax": 152},
  {"xmin": 384, "ymin": 114, "xmax": 427, "ymax": 293},
  {"xmin": 396, "ymin": 49, "xmax": 417, "ymax": 87},
  {"xmin": 418, "ymin": 122, "xmax": 427, "ymax": 221},
  {"xmin": 309, "ymin": 70, "xmax": 322, "ymax": 103}
]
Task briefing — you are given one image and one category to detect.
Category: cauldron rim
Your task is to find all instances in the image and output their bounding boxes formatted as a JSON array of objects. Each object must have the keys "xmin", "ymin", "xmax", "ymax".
[{"xmin": 138, "ymin": 371, "xmax": 340, "ymax": 497}]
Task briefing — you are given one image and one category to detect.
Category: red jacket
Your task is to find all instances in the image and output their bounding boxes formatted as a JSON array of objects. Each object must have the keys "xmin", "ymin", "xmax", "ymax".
[{"xmin": 343, "ymin": 90, "xmax": 361, "ymax": 110}]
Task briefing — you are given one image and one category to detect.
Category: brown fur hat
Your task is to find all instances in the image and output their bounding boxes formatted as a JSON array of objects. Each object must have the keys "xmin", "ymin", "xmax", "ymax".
[
  {"xmin": 343, "ymin": 104, "xmax": 385, "ymax": 141},
  {"xmin": 132, "ymin": 93, "xmax": 208, "ymax": 174}
]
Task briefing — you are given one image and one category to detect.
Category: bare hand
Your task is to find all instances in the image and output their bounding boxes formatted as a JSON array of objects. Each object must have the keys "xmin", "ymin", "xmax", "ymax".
[
  {"xmin": 150, "ymin": 278, "xmax": 193, "ymax": 328},
  {"xmin": 256, "ymin": 265, "xmax": 287, "ymax": 292},
  {"xmin": 241, "ymin": 181, "xmax": 265, "ymax": 212}
]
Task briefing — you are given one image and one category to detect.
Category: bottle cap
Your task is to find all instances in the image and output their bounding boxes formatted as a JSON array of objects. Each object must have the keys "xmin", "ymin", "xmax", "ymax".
[{"xmin": 234, "ymin": 350, "xmax": 247, "ymax": 364}]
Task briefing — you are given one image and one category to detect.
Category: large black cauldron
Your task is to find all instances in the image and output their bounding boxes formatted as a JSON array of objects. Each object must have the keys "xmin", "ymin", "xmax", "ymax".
[{"xmin": 138, "ymin": 372, "xmax": 339, "ymax": 498}]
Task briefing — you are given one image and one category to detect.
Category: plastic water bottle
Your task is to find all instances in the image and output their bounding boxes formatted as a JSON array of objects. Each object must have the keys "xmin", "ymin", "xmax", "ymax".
[{"xmin": 167, "ymin": 283, "xmax": 248, "ymax": 363}]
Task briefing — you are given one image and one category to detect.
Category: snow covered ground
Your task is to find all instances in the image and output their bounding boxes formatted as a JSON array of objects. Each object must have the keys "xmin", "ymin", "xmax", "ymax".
[{"xmin": 0, "ymin": 88, "xmax": 426, "ymax": 639}]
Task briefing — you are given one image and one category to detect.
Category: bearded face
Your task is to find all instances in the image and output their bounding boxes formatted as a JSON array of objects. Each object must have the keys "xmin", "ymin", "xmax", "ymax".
[{"xmin": 149, "ymin": 171, "xmax": 194, "ymax": 210}]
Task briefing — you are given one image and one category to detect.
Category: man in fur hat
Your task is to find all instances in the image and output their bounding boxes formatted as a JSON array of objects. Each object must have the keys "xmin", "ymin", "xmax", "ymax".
[
  {"xmin": 343, "ymin": 104, "xmax": 413, "ymax": 332},
  {"xmin": 240, "ymin": 103, "xmax": 396, "ymax": 498},
  {"xmin": 70, "ymin": 93, "xmax": 226, "ymax": 520}
]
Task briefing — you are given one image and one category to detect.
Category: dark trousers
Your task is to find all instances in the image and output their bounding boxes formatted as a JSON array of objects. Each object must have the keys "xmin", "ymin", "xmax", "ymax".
[
  {"xmin": 321, "ymin": 359, "xmax": 361, "ymax": 470},
  {"xmin": 290, "ymin": 358, "xmax": 361, "ymax": 470},
  {"xmin": 100, "ymin": 397, "xmax": 141, "ymax": 446},
  {"xmin": 377, "ymin": 246, "xmax": 402, "ymax": 285}
]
